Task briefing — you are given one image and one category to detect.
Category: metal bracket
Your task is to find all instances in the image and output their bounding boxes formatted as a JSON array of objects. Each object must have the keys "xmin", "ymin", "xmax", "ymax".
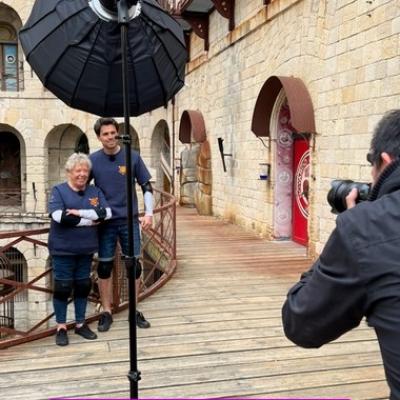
[
  {"xmin": 211, "ymin": 0, "xmax": 235, "ymax": 30},
  {"xmin": 127, "ymin": 370, "xmax": 142, "ymax": 383},
  {"xmin": 182, "ymin": 11, "xmax": 209, "ymax": 51},
  {"xmin": 117, "ymin": 134, "xmax": 131, "ymax": 144}
]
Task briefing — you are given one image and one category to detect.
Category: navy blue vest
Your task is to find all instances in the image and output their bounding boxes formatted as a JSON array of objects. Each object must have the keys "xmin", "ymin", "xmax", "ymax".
[{"xmin": 48, "ymin": 183, "xmax": 108, "ymax": 255}]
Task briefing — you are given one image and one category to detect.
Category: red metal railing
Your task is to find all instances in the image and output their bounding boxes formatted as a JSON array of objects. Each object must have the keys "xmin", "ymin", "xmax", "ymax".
[{"xmin": 0, "ymin": 188, "xmax": 176, "ymax": 348}]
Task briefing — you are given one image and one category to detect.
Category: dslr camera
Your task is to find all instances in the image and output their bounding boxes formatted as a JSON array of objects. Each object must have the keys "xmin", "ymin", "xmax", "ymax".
[{"xmin": 327, "ymin": 180, "xmax": 371, "ymax": 214}]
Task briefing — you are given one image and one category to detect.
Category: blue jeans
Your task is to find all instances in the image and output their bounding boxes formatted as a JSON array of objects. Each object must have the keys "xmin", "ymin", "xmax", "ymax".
[
  {"xmin": 52, "ymin": 255, "xmax": 92, "ymax": 324},
  {"xmin": 98, "ymin": 221, "xmax": 141, "ymax": 261}
]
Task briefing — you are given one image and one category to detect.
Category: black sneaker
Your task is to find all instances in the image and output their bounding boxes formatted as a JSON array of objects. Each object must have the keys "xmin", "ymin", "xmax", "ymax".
[
  {"xmin": 75, "ymin": 323, "xmax": 98, "ymax": 340},
  {"xmin": 55, "ymin": 329, "xmax": 69, "ymax": 346},
  {"xmin": 98, "ymin": 312, "xmax": 113, "ymax": 332},
  {"xmin": 136, "ymin": 311, "xmax": 151, "ymax": 329}
]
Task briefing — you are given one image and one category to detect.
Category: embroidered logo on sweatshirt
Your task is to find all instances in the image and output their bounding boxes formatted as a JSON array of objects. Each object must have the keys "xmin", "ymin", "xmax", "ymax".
[{"xmin": 89, "ymin": 197, "xmax": 99, "ymax": 207}]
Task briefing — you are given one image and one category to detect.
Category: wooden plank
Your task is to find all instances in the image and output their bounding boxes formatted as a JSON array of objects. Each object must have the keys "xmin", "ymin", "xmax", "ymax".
[
  {"xmin": 0, "ymin": 207, "xmax": 387, "ymax": 400},
  {"xmin": 1, "ymin": 366, "xmax": 386, "ymax": 399},
  {"xmin": 0, "ymin": 350, "xmax": 383, "ymax": 386}
]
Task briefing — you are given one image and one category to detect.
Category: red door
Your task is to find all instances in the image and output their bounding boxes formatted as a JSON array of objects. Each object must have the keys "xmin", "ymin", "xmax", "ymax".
[{"xmin": 292, "ymin": 138, "xmax": 309, "ymax": 246}]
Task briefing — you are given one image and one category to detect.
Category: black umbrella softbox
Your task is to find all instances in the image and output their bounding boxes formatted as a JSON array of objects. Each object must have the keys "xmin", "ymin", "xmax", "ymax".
[{"xmin": 20, "ymin": 0, "xmax": 187, "ymax": 117}]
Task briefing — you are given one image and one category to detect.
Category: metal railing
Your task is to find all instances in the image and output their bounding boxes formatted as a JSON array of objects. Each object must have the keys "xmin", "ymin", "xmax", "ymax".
[{"xmin": 0, "ymin": 188, "xmax": 176, "ymax": 348}]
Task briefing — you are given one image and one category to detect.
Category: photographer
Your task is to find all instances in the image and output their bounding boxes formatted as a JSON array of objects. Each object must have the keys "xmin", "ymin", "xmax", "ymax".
[{"xmin": 282, "ymin": 110, "xmax": 400, "ymax": 399}]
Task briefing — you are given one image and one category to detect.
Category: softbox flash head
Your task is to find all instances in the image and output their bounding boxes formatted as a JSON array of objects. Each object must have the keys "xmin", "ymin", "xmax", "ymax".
[
  {"xmin": 99, "ymin": 0, "xmax": 139, "ymax": 11},
  {"xmin": 100, "ymin": 0, "xmax": 118, "ymax": 12},
  {"xmin": 89, "ymin": 0, "xmax": 141, "ymax": 22}
]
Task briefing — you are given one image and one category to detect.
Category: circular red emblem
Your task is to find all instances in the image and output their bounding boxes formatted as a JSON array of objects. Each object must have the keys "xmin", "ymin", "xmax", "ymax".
[{"xmin": 295, "ymin": 150, "xmax": 310, "ymax": 219}]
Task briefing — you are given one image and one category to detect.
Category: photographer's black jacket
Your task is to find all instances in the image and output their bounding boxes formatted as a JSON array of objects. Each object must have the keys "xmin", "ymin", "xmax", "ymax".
[{"xmin": 282, "ymin": 166, "xmax": 400, "ymax": 400}]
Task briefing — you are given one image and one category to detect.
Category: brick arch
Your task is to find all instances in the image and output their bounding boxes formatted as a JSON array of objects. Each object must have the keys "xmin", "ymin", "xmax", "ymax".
[
  {"xmin": 251, "ymin": 76, "xmax": 316, "ymax": 137},
  {"xmin": 179, "ymin": 110, "xmax": 206, "ymax": 144}
]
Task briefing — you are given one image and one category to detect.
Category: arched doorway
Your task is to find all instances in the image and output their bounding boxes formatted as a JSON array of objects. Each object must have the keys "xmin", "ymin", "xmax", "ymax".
[
  {"xmin": 271, "ymin": 94, "xmax": 310, "ymax": 244},
  {"xmin": 252, "ymin": 76, "xmax": 315, "ymax": 246},
  {"xmin": 0, "ymin": 246, "xmax": 28, "ymax": 337},
  {"xmin": 0, "ymin": 3, "xmax": 23, "ymax": 91},
  {"xmin": 151, "ymin": 120, "xmax": 172, "ymax": 193},
  {"xmin": 0, "ymin": 129, "xmax": 24, "ymax": 208},
  {"xmin": 75, "ymin": 133, "xmax": 90, "ymax": 154},
  {"xmin": 1, "ymin": 247, "xmax": 27, "ymax": 301},
  {"xmin": 45, "ymin": 124, "xmax": 86, "ymax": 191},
  {"xmin": 179, "ymin": 110, "xmax": 212, "ymax": 215}
]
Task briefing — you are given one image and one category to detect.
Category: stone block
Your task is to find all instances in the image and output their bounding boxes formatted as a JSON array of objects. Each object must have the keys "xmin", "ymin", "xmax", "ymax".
[{"xmin": 194, "ymin": 188, "xmax": 212, "ymax": 216}]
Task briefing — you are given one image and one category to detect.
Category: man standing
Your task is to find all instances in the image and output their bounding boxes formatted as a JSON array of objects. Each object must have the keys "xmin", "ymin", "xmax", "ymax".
[
  {"xmin": 282, "ymin": 109, "xmax": 400, "ymax": 399},
  {"xmin": 90, "ymin": 118, "xmax": 153, "ymax": 331}
]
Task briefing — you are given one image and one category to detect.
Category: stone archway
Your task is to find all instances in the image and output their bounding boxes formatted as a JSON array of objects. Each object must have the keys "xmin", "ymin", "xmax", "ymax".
[
  {"xmin": 0, "ymin": 125, "xmax": 25, "ymax": 209},
  {"xmin": 44, "ymin": 124, "xmax": 86, "ymax": 191},
  {"xmin": 75, "ymin": 133, "xmax": 90, "ymax": 154},
  {"xmin": 178, "ymin": 110, "xmax": 212, "ymax": 215},
  {"xmin": 0, "ymin": 246, "xmax": 28, "ymax": 337},
  {"xmin": 151, "ymin": 120, "xmax": 172, "ymax": 193}
]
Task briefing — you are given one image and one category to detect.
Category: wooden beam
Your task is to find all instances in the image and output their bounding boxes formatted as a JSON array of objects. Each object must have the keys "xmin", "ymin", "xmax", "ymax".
[
  {"xmin": 211, "ymin": 0, "xmax": 235, "ymax": 31},
  {"xmin": 182, "ymin": 11, "xmax": 209, "ymax": 51}
]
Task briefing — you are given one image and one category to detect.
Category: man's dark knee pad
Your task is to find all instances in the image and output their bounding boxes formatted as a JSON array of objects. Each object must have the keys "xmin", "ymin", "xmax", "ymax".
[
  {"xmin": 97, "ymin": 261, "xmax": 113, "ymax": 279},
  {"xmin": 74, "ymin": 278, "xmax": 92, "ymax": 298},
  {"xmin": 135, "ymin": 259, "xmax": 142, "ymax": 280},
  {"xmin": 124, "ymin": 257, "xmax": 142, "ymax": 279},
  {"xmin": 53, "ymin": 280, "xmax": 73, "ymax": 301}
]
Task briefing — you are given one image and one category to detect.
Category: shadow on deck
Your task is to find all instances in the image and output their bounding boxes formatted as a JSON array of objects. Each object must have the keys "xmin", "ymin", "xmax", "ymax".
[{"xmin": 0, "ymin": 207, "xmax": 387, "ymax": 399}]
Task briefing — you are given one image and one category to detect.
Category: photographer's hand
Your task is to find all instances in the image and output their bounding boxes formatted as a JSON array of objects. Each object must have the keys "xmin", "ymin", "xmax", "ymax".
[{"xmin": 345, "ymin": 188, "xmax": 358, "ymax": 209}]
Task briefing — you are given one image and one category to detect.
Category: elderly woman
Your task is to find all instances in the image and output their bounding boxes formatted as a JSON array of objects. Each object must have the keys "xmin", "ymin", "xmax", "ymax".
[{"xmin": 48, "ymin": 153, "xmax": 111, "ymax": 346}]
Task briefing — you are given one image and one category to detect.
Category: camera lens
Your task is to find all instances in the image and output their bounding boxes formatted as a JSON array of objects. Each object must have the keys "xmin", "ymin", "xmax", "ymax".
[{"xmin": 327, "ymin": 180, "xmax": 371, "ymax": 214}]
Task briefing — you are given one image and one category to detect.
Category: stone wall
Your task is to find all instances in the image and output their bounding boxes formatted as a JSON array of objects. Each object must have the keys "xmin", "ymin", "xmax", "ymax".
[
  {"xmin": 133, "ymin": 0, "xmax": 400, "ymax": 257},
  {"xmin": 3, "ymin": 0, "xmax": 400, "ymax": 261},
  {"xmin": 195, "ymin": 140, "xmax": 212, "ymax": 216}
]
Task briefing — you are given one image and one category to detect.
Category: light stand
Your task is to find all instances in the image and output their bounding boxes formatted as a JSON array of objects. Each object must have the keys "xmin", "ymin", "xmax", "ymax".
[{"xmin": 89, "ymin": 0, "xmax": 141, "ymax": 398}]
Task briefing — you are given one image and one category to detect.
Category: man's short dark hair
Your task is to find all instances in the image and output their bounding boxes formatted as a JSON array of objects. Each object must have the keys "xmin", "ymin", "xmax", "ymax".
[
  {"xmin": 369, "ymin": 109, "xmax": 400, "ymax": 167},
  {"xmin": 94, "ymin": 118, "xmax": 119, "ymax": 136}
]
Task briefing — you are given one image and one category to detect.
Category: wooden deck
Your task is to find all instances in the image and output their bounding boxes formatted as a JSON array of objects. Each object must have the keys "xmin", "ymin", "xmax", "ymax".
[{"xmin": 0, "ymin": 207, "xmax": 388, "ymax": 399}]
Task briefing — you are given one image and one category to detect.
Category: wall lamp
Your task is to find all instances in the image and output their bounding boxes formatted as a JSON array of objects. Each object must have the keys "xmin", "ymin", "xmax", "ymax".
[
  {"xmin": 259, "ymin": 162, "xmax": 271, "ymax": 181},
  {"xmin": 217, "ymin": 137, "xmax": 232, "ymax": 172}
]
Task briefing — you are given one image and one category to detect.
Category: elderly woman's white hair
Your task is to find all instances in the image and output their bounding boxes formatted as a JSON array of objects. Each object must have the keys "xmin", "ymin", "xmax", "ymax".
[{"xmin": 65, "ymin": 153, "xmax": 92, "ymax": 173}]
